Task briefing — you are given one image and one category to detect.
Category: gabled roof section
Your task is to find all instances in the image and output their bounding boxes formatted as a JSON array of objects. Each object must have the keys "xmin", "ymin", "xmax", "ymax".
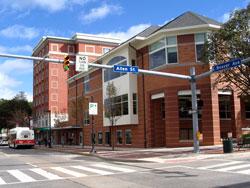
[
  {"xmin": 161, "ymin": 11, "xmax": 221, "ymax": 30},
  {"xmin": 137, "ymin": 25, "xmax": 160, "ymax": 37}
]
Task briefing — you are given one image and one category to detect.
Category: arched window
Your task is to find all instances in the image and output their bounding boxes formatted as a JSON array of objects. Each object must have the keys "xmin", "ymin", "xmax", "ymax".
[{"xmin": 104, "ymin": 56, "xmax": 127, "ymax": 82}]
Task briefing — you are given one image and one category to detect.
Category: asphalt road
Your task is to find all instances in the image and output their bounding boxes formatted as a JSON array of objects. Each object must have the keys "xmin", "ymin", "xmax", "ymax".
[{"xmin": 1, "ymin": 146, "xmax": 250, "ymax": 188}]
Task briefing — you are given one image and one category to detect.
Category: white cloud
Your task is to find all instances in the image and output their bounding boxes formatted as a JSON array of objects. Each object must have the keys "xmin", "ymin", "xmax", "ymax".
[
  {"xmin": 0, "ymin": 0, "xmax": 91, "ymax": 13},
  {"xmin": 0, "ymin": 25, "xmax": 39, "ymax": 40},
  {"xmin": 221, "ymin": 12, "xmax": 230, "ymax": 23},
  {"xmin": 81, "ymin": 4, "xmax": 122, "ymax": 23},
  {"xmin": 0, "ymin": 59, "xmax": 33, "ymax": 74},
  {"xmin": 96, "ymin": 24, "xmax": 150, "ymax": 42},
  {"xmin": 0, "ymin": 45, "xmax": 33, "ymax": 54}
]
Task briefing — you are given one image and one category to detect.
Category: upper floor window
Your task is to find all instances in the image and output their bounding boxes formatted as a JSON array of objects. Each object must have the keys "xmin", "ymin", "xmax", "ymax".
[
  {"xmin": 104, "ymin": 56, "xmax": 127, "ymax": 82},
  {"xmin": 68, "ymin": 45, "xmax": 75, "ymax": 53},
  {"xmin": 51, "ymin": 44, "xmax": 58, "ymax": 52},
  {"xmin": 219, "ymin": 94, "xmax": 231, "ymax": 119},
  {"xmin": 244, "ymin": 100, "xmax": 250, "ymax": 119},
  {"xmin": 83, "ymin": 75, "xmax": 90, "ymax": 93},
  {"xmin": 149, "ymin": 36, "xmax": 177, "ymax": 69},
  {"xmin": 195, "ymin": 33, "xmax": 206, "ymax": 62},
  {"xmin": 103, "ymin": 47, "xmax": 111, "ymax": 54},
  {"xmin": 105, "ymin": 94, "xmax": 128, "ymax": 117}
]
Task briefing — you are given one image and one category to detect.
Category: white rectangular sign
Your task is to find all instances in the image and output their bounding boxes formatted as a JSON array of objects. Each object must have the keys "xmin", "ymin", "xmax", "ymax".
[
  {"xmin": 76, "ymin": 55, "xmax": 88, "ymax": 72},
  {"xmin": 89, "ymin": 102, "xmax": 98, "ymax": 115}
]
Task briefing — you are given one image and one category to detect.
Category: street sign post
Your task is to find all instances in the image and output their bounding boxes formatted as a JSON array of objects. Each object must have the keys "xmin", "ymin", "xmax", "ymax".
[
  {"xmin": 76, "ymin": 55, "xmax": 88, "ymax": 72},
  {"xmin": 113, "ymin": 65, "xmax": 139, "ymax": 73},
  {"xmin": 212, "ymin": 58, "xmax": 242, "ymax": 72}
]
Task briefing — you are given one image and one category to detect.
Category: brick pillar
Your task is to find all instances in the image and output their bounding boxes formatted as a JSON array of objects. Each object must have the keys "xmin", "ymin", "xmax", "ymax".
[
  {"xmin": 231, "ymin": 92, "xmax": 242, "ymax": 138},
  {"xmin": 165, "ymin": 88, "xmax": 180, "ymax": 147},
  {"xmin": 201, "ymin": 85, "xmax": 221, "ymax": 145}
]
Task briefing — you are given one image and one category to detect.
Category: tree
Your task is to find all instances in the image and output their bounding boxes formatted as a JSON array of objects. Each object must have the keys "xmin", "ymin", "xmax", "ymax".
[
  {"xmin": 204, "ymin": 4, "xmax": 250, "ymax": 98},
  {"xmin": 0, "ymin": 92, "xmax": 32, "ymax": 130},
  {"xmin": 104, "ymin": 82, "xmax": 120, "ymax": 151}
]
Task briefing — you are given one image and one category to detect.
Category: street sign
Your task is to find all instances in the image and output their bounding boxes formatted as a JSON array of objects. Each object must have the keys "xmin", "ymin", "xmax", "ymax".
[
  {"xmin": 113, "ymin": 65, "xmax": 139, "ymax": 73},
  {"xmin": 212, "ymin": 58, "xmax": 242, "ymax": 72},
  {"xmin": 89, "ymin": 102, "xmax": 98, "ymax": 115},
  {"xmin": 76, "ymin": 55, "xmax": 88, "ymax": 72}
]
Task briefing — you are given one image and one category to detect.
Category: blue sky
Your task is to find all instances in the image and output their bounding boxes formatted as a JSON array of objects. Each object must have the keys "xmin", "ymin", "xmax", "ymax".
[{"xmin": 0, "ymin": 0, "xmax": 249, "ymax": 101}]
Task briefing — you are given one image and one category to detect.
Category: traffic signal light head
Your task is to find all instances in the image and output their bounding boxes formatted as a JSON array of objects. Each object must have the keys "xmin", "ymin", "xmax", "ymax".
[{"xmin": 63, "ymin": 55, "xmax": 70, "ymax": 71}]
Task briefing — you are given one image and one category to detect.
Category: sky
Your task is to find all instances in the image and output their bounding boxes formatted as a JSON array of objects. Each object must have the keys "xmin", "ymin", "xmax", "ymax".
[{"xmin": 0, "ymin": 0, "xmax": 249, "ymax": 101}]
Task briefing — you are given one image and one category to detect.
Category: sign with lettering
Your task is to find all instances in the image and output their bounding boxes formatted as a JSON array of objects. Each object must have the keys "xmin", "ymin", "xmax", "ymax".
[
  {"xmin": 212, "ymin": 59, "xmax": 242, "ymax": 72},
  {"xmin": 113, "ymin": 65, "xmax": 139, "ymax": 73}
]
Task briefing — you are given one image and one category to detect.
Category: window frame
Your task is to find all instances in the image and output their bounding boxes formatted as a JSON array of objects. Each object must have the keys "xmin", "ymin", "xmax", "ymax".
[
  {"xmin": 116, "ymin": 130, "xmax": 123, "ymax": 145},
  {"xmin": 125, "ymin": 129, "xmax": 132, "ymax": 145},
  {"xmin": 149, "ymin": 36, "xmax": 178, "ymax": 69},
  {"xmin": 219, "ymin": 94, "xmax": 232, "ymax": 120},
  {"xmin": 195, "ymin": 33, "xmax": 206, "ymax": 62}
]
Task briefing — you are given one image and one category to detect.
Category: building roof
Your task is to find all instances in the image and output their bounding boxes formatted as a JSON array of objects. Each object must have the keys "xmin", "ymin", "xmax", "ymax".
[
  {"xmin": 137, "ymin": 25, "xmax": 160, "ymax": 37},
  {"xmin": 161, "ymin": 11, "xmax": 221, "ymax": 30}
]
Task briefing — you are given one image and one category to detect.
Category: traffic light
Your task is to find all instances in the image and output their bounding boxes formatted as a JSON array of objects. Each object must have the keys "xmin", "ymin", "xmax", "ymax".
[{"xmin": 63, "ymin": 55, "xmax": 70, "ymax": 71}]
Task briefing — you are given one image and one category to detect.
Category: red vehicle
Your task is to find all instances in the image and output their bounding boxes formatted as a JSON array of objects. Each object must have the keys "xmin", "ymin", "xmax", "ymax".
[{"xmin": 8, "ymin": 127, "xmax": 35, "ymax": 148}]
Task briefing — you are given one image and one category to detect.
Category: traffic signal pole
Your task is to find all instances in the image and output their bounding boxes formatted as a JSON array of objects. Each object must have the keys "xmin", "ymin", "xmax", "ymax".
[{"xmin": 0, "ymin": 52, "xmax": 249, "ymax": 154}]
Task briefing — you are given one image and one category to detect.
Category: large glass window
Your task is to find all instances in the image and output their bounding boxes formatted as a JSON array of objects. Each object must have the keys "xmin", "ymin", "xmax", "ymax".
[
  {"xmin": 180, "ymin": 128, "xmax": 193, "ymax": 140},
  {"xmin": 83, "ymin": 75, "xmax": 90, "ymax": 93},
  {"xmin": 149, "ymin": 36, "xmax": 178, "ymax": 69},
  {"xmin": 195, "ymin": 33, "xmax": 206, "ymax": 62},
  {"xmin": 105, "ymin": 131, "xmax": 110, "ymax": 145},
  {"xmin": 105, "ymin": 94, "xmax": 129, "ymax": 117},
  {"xmin": 219, "ymin": 95, "xmax": 231, "ymax": 119},
  {"xmin": 98, "ymin": 132, "xmax": 103, "ymax": 144},
  {"xmin": 245, "ymin": 100, "xmax": 250, "ymax": 119},
  {"xmin": 178, "ymin": 95, "xmax": 202, "ymax": 119},
  {"xmin": 133, "ymin": 93, "xmax": 137, "ymax": 115},
  {"xmin": 104, "ymin": 56, "xmax": 127, "ymax": 82},
  {"xmin": 125, "ymin": 129, "xmax": 132, "ymax": 144},
  {"xmin": 116, "ymin": 130, "xmax": 123, "ymax": 144}
]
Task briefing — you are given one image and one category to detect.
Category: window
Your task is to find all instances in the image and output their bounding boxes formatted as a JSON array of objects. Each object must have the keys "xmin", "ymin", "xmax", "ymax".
[
  {"xmin": 178, "ymin": 95, "xmax": 202, "ymax": 119},
  {"xmin": 83, "ymin": 75, "xmax": 90, "ymax": 93},
  {"xmin": 133, "ymin": 93, "xmax": 137, "ymax": 115},
  {"xmin": 91, "ymin": 133, "xmax": 96, "ymax": 144},
  {"xmin": 219, "ymin": 95, "xmax": 231, "ymax": 119},
  {"xmin": 83, "ymin": 111, "xmax": 90, "ymax": 125},
  {"xmin": 149, "ymin": 36, "xmax": 178, "ymax": 69},
  {"xmin": 105, "ymin": 94, "xmax": 129, "ymax": 117},
  {"xmin": 245, "ymin": 100, "xmax": 250, "ymax": 119},
  {"xmin": 105, "ymin": 131, "xmax": 111, "ymax": 145},
  {"xmin": 116, "ymin": 130, "xmax": 122, "ymax": 144},
  {"xmin": 180, "ymin": 128, "xmax": 193, "ymax": 140},
  {"xmin": 125, "ymin": 129, "xmax": 132, "ymax": 144},
  {"xmin": 103, "ymin": 48, "xmax": 111, "ymax": 54},
  {"xmin": 161, "ymin": 99, "xmax": 165, "ymax": 119},
  {"xmin": 195, "ymin": 33, "xmax": 206, "ymax": 62},
  {"xmin": 51, "ymin": 93, "xmax": 58, "ymax": 101},
  {"xmin": 68, "ymin": 45, "xmax": 75, "ymax": 53},
  {"xmin": 51, "ymin": 44, "xmax": 58, "ymax": 52},
  {"xmin": 104, "ymin": 56, "xmax": 127, "ymax": 82},
  {"xmin": 98, "ymin": 132, "xmax": 103, "ymax": 144}
]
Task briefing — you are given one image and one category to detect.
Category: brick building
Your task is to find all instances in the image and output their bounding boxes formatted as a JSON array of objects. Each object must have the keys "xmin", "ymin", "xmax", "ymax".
[
  {"xmin": 32, "ymin": 34, "xmax": 120, "ymax": 142},
  {"xmin": 65, "ymin": 11, "xmax": 250, "ymax": 148}
]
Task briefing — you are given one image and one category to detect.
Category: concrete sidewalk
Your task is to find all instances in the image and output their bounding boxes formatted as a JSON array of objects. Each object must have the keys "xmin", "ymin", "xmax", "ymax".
[{"xmin": 35, "ymin": 144, "xmax": 245, "ymax": 162}]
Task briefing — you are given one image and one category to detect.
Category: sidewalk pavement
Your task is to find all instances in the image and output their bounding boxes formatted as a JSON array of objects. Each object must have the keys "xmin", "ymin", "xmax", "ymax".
[{"xmin": 35, "ymin": 144, "xmax": 250, "ymax": 162}]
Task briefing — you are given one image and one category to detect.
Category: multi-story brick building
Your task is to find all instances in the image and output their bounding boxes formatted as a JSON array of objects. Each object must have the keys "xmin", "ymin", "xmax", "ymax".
[
  {"xmin": 65, "ymin": 11, "xmax": 250, "ymax": 148},
  {"xmin": 32, "ymin": 34, "xmax": 120, "ymax": 141}
]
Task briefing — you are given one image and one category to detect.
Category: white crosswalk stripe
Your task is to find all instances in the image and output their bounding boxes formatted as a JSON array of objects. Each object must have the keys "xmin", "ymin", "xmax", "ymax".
[
  {"xmin": 0, "ymin": 163, "xmax": 138, "ymax": 185},
  {"xmin": 51, "ymin": 167, "xmax": 87, "ymax": 177},
  {"xmin": 0, "ymin": 177, "xmax": 6, "ymax": 185},
  {"xmin": 197, "ymin": 161, "xmax": 250, "ymax": 176},
  {"xmin": 30, "ymin": 168, "xmax": 62, "ymax": 180},
  {"xmin": 92, "ymin": 163, "xmax": 135, "ymax": 173},
  {"xmin": 198, "ymin": 161, "xmax": 243, "ymax": 170},
  {"xmin": 71, "ymin": 165, "xmax": 114, "ymax": 175},
  {"xmin": 7, "ymin": 170, "xmax": 35, "ymax": 182},
  {"xmin": 216, "ymin": 164, "xmax": 250, "ymax": 172}
]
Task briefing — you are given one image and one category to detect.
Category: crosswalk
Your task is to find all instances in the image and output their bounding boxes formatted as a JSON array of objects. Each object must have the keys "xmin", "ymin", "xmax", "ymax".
[
  {"xmin": 0, "ymin": 163, "xmax": 137, "ymax": 185},
  {"xmin": 197, "ymin": 160, "xmax": 250, "ymax": 175}
]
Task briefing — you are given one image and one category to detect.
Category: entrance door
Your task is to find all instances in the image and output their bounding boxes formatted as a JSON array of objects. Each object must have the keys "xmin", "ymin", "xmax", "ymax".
[
  {"xmin": 79, "ymin": 132, "xmax": 83, "ymax": 146},
  {"xmin": 151, "ymin": 98, "xmax": 166, "ymax": 147}
]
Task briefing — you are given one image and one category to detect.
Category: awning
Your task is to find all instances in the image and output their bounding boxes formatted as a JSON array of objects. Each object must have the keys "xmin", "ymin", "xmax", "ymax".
[
  {"xmin": 52, "ymin": 126, "xmax": 82, "ymax": 130},
  {"xmin": 34, "ymin": 127, "xmax": 50, "ymax": 131}
]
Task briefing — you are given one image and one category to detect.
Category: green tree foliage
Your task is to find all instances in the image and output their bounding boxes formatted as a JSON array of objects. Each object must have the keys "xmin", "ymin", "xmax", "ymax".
[
  {"xmin": 205, "ymin": 4, "xmax": 250, "ymax": 97},
  {"xmin": 0, "ymin": 92, "xmax": 32, "ymax": 129}
]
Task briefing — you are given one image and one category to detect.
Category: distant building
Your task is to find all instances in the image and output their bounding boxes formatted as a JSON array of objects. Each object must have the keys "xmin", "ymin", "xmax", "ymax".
[
  {"xmin": 32, "ymin": 34, "xmax": 120, "ymax": 141},
  {"xmin": 64, "ymin": 11, "xmax": 250, "ymax": 148}
]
